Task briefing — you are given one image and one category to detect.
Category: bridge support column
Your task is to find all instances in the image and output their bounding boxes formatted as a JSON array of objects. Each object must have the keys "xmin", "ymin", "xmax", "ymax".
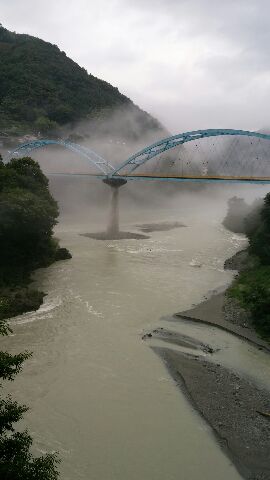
[
  {"xmin": 102, "ymin": 177, "xmax": 127, "ymax": 237},
  {"xmin": 107, "ymin": 186, "xmax": 120, "ymax": 236}
]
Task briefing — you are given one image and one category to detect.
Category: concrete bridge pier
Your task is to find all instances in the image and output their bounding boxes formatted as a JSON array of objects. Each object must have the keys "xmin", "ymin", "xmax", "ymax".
[{"xmin": 103, "ymin": 177, "xmax": 127, "ymax": 236}]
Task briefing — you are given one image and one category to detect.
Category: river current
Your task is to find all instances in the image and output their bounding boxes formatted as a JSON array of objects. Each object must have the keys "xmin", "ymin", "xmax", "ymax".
[{"xmin": 2, "ymin": 198, "xmax": 252, "ymax": 480}]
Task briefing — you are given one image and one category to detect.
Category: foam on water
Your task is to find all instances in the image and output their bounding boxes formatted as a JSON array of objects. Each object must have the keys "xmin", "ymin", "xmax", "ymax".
[{"xmin": 12, "ymin": 296, "xmax": 62, "ymax": 326}]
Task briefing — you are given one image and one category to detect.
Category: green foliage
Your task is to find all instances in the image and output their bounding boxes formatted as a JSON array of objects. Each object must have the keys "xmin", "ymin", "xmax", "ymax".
[
  {"xmin": 0, "ymin": 157, "xmax": 59, "ymax": 286},
  {"xmin": 6, "ymin": 157, "xmax": 49, "ymax": 187},
  {"xmin": 249, "ymin": 227, "xmax": 270, "ymax": 265},
  {"xmin": 244, "ymin": 198, "xmax": 263, "ymax": 236},
  {"xmin": 261, "ymin": 191, "xmax": 270, "ymax": 226},
  {"xmin": 0, "ymin": 153, "xmax": 60, "ymax": 478},
  {"xmin": 0, "ymin": 289, "xmax": 45, "ymax": 321},
  {"xmin": 248, "ymin": 193, "xmax": 270, "ymax": 264},
  {"xmin": 0, "ymin": 397, "xmax": 28, "ymax": 433},
  {"xmin": 34, "ymin": 116, "xmax": 59, "ymax": 134},
  {"xmin": 229, "ymin": 266, "xmax": 270, "ymax": 338},
  {"xmin": 0, "ymin": 156, "xmax": 70, "ymax": 322},
  {"xmin": 0, "ymin": 429, "xmax": 59, "ymax": 480},
  {"xmin": 0, "ymin": 351, "xmax": 31, "ymax": 381},
  {"xmin": 228, "ymin": 193, "xmax": 270, "ymax": 339},
  {"xmin": 0, "ymin": 25, "xmax": 131, "ymax": 133},
  {"xmin": 0, "ymin": 319, "xmax": 11, "ymax": 336},
  {"xmin": 54, "ymin": 247, "xmax": 72, "ymax": 261}
]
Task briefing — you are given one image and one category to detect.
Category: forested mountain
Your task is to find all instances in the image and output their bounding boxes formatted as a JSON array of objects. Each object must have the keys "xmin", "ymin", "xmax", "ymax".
[{"xmin": 0, "ymin": 25, "xmax": 163, "ymax": 137}]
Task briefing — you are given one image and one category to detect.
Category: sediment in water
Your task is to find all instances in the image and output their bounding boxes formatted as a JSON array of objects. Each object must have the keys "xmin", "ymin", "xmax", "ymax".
[
  {"xmin": 136, "ymin": 221, "xmax": 186, "ymax": 233},
  {"xmin": 81, "ymin": 231, "xmax": 150, "ymax": 240},
  {"xmin": 81, "ymin": 220, "xmax": 188, "ymax": 241}
]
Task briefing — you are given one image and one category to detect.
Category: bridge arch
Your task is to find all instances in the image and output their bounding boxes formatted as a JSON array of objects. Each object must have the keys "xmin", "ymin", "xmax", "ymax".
[
  {"xmin": 110, "ymin": 129, "xmax": 270, "ymax": 177},
  {"xmin": 5, "ymin": 129, "xmax": 270, "ymax": 183},
  {"xmin": 5, "ymin": 139, "xmax": 115, "ymax": 175}
]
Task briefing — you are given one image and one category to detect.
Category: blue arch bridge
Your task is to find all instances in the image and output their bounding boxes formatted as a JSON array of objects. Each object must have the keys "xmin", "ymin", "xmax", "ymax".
[{"xmin": 5, "ymin": 128, "xmax": 270, "ymax": 233}]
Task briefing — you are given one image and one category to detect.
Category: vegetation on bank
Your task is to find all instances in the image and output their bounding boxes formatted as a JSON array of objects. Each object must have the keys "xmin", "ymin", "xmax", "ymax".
[
  {"xmin": 0, "ymin": 155, "xmax": 71, "ymax": 320},
  {"xmin": 0, "ymin": 156, "xmax": 69, "ymax": 478},
  {"xmin": 0, "ymin": 313, "xmax": 60, "ymax": 479},
  {"xmin": 226, "ymin": 193, "xmax": 270, "ymax": 339}
]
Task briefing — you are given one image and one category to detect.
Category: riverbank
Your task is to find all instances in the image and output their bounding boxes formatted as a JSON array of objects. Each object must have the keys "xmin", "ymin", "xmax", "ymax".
[
  {"xmin": 154, "ymin": 346, "xmax": 270, "ymax": 480},
  {"xmin": 0, "ymin": 246, "xmax": 71, "ymax": 322},
  {"xmin": 174, "ymin": 248, "xmax": 269, "ymax": 351},
  {"xmin": 143, "ymin": 249, "xmax": 270, "ymax": 479},
  {"xmin": 175, "ymin": 289, "xmax": 270, "ymax": 352},
  {"xmin": 0, "ymin": 157, "xmax": 73, "ymax": 323}
]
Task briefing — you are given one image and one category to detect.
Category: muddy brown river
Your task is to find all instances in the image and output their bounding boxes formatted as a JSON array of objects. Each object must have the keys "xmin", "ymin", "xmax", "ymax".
[{"xmin": 2, "ymin": 196, "xmax": 258, "ymax": 480}]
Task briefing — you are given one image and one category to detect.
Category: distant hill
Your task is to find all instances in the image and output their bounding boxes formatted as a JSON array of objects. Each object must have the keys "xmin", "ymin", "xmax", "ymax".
[{"xmin": 0, "ymin": 25, "xmax": 164, "ymax": 139}]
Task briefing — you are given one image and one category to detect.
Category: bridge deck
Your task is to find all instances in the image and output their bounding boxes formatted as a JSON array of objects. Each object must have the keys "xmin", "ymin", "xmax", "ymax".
[{"xmin": 46, "ymin": 172, "xmax": 270, "ymax": 184}]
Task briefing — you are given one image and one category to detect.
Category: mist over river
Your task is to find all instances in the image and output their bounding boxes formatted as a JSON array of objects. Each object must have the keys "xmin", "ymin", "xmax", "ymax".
[{"xmin": 2, "ymin": 189, "xmax": 261, "ymax": 480}]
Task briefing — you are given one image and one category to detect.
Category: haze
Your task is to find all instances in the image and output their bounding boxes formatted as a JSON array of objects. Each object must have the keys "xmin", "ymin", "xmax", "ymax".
[{"xmin": 1, "ymin": 0, "xmax": 270, "ymax": 132}]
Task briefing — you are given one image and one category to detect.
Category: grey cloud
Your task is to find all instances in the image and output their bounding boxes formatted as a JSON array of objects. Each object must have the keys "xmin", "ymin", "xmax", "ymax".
[{"xmin": 197, "ymin": 49, "xmax": 270, "ymax": 90}]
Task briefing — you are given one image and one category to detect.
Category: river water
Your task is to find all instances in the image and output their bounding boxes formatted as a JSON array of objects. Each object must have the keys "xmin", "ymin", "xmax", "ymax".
[{"xmin": 2, "ymin": 194, "xmax": 255, "ymax": 480}]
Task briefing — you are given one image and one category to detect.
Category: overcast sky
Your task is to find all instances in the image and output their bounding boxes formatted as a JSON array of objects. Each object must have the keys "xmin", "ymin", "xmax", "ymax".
[{"xmin": 1, "ymin": 0, "xmax": 270, "ymax": 133}]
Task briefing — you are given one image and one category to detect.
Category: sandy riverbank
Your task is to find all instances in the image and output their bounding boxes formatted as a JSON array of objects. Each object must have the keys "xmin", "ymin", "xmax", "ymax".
[
  {"xmin": 175, "ymin": 290, "xmax": 270, "ymax": 352},
  {"xmin": 154, "ymin": 346, "xmax": 270, "ymax": 480},
  {"xmin": 143, "ymin": 251, "xmax": 270, "ymax": 479},
  {"xmin": 174, "ymin": 247, "xmax": 270, "ymax": 352}
]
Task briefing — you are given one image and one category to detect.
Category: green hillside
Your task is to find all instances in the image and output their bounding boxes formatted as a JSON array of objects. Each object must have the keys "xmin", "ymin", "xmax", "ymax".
[{"xmin": 0, "ymin": 25, "xmax": 162, "ymax": 136}]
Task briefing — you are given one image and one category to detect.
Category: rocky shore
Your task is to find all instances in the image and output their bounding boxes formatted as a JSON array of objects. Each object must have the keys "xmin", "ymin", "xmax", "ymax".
[
  {"xmin": 154, "ymin": 347, "xmax": 270, "ymax": 480},
  {"xmin": 143, "ymin": 250, "xmax": 270, "ymax": 479}
]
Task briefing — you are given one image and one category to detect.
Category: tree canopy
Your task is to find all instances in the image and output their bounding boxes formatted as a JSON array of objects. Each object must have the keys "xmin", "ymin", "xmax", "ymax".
[
  {"xmin": 0, "ymin": 157, "xmax": 59, "ymax": 286},
  {"xmin": 228, "ymin": 193, "xmax": 270, "ymax": 338},
  {"xmin": 0, "ymin": 25, "xmax": 162, "ymax": 136},
  {"xmin": 0, "ymin": 156, "xmax": 70, "ymax": 322},
  {"xmin": 0, "ymin": 156, "xmax": 60, "ymax": 479}
]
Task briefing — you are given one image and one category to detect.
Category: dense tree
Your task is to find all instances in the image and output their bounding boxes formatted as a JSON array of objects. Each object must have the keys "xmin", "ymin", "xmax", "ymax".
[
  {"xmin": 229, "ymin": 193, "xmax": 270, "ymax": 338},
  {"xmin": 0, "ymin": 25, "xmax": 162, "ymax": 136},
  {"xmin": 0, "ymin": 157, "xmax": 69, "ymax": 319},
  {"xmin": 0, "ymin": 158, "xmax": 59, "ymax": 287},
  {"xmin": 248, "ymin": 193, "xmax": 270, "ymax": 264},
  {"xmin": 244, "ymin": 198, "xmax": 263, "ymax": 236},
  {"xmin": 0, "ymin": 157, "xmax": 67, "ymax": 478}
]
